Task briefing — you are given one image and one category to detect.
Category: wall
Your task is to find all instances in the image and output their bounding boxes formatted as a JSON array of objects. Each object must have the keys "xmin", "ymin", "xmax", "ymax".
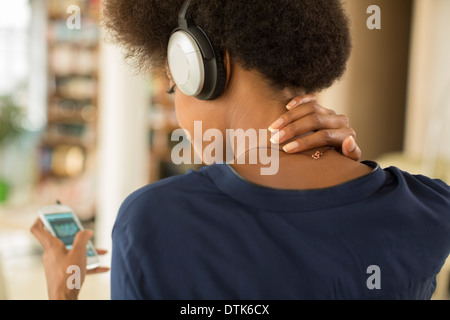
[{"xmin": 320, "ymin": 0, "xmax": 413, "ymax": 160}]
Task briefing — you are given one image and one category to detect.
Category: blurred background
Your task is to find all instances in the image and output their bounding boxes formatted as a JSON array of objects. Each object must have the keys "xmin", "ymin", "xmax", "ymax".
[{"xmin": 0, "ymin": 0, "xmax": 449, "ymax": 300}]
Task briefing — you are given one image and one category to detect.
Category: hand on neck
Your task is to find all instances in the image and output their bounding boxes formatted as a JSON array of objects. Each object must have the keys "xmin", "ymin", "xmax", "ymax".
[{"xmin": 219, "ymin": 65, "xmax": 309, "ymax": 156}]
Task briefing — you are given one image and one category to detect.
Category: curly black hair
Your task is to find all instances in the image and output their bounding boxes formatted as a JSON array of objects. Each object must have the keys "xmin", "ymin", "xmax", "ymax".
[{"xmin": 102, "ymin": 0, "xmax": 352, "ymax": 93}]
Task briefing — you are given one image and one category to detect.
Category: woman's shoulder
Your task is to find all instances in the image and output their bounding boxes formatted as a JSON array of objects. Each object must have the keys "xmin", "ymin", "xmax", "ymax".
[
  {"xmin": 112, "ymin": 166, "xmax": 221, "ymax": 228},
  {"xmin": 384, "ymin": 164, "xmax": 450, "ymax": 197},
  {"xmin": 382, "ymin": 165, "xmax": 450, "ymax": 226}
]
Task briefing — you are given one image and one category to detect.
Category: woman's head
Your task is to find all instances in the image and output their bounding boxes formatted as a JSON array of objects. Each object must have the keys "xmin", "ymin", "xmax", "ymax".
[{"xmin": 103, "ymin": 0, "xmax": 352, "ymax": 94}]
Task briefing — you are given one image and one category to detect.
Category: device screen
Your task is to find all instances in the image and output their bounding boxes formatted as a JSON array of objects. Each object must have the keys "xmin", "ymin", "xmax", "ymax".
[{"xmin": 45, "ymin": 212, "xmax": 96, "ymax": 257}]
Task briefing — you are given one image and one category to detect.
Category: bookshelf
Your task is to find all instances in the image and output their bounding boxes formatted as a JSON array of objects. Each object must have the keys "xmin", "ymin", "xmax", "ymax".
[{"xmin": 36, "ymin": 0, "xmax": 100, "ymax": 220}]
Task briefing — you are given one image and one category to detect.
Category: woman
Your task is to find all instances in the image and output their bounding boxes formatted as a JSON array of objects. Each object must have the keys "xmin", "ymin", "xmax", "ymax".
[{"xmin": 32, "ymin": 0, "xmax": 450, "ymax": 300}]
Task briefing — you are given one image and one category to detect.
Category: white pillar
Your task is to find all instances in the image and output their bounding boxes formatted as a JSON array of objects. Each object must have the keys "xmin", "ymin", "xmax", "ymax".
[
  {"xmin": 27, "ymin": 0, "xmax": 47, "ymax": 131},
  {"xmin": 404, "ymin": 0, "xmax": 450, "ymax": 175},
  {"xmin": 96, "ymin": 38, "xmax": 150, "ymax": 252}
]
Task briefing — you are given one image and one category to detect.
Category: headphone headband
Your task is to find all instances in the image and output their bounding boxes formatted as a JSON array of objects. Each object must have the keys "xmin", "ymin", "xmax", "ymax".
[{"xmin": 178, "ymin": 0, "xmax": 193, "ymax": 28}]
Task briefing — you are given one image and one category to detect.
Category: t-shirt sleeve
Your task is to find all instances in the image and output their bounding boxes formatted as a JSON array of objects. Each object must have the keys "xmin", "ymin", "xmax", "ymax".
[
  {"xmin": 109, "ymin": 177, "xmax": 183, "ymax": 300},
  {"xmin": 110, "ymin": 222, "xmax": 147, "ymax": 300}
]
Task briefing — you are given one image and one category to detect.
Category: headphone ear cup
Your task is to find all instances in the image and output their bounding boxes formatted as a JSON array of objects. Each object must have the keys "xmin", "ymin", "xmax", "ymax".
[
  {"xmin": 168, "ymin": 30, "xmax": 206, "ymax": 97},
  {"xmin": 168, "ymin": 26, "xmax": 226, "ymax": 100},
  {"xmin": 171, "ymin": 0, "xmax": 226, "ymax": 101},
  {"xmin": 205, "ymin": 48, "xmax": 227, "ymax": 101}
]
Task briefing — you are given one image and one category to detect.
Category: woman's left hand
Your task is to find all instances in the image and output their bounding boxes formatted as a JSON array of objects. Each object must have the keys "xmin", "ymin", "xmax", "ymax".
[
  {"xmin": 269, "ymin": 94, "xmax": 362, "ymax": 161},
  {"xmin": 30, "ymin": 219, "xmax": 110, "ymax": 300}
]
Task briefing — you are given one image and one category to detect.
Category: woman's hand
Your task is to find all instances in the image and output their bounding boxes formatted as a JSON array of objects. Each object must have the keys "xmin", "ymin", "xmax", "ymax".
[
  {"xmin": 30, "ymin": 219, "xmax": 109, "ymax": 300},
  {"xmin": 269, "ymin": 94, "xmax": 362, "ymax": 161}
]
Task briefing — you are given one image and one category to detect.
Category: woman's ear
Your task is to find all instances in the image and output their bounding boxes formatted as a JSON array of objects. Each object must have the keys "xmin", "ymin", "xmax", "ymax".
[{"xmin": 224, "ymin": 50, "xmax": 232, "ymax": 88}]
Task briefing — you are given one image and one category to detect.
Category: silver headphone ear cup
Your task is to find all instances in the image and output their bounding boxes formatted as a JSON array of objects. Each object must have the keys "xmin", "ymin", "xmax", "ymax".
[
  {"xmin": 168, "ymin": 31, "xmax": 205, "ymax": 96},
  {"xmin": 168, "ymin": 30, "xmax": 226, "ymax": 100},
  {"xmin": 168, "ymin": 0, "xmax": 227, "ymax": 101}
]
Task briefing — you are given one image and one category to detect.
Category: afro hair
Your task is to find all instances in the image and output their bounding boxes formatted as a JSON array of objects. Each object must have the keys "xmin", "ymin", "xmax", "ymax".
[{"xmin": 102, "ymin": 0, "xmax": 352, "ymax": 93}]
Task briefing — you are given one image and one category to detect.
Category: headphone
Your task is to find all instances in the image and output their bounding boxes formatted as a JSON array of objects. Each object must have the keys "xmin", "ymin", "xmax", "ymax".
[{"xmin": 167, "ymin": 0, "xmax": 227, "ymax": 100}]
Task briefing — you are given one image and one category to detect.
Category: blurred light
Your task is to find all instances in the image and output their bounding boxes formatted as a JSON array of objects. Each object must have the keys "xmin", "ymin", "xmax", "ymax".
[{"xmin": 0, "ymin": 0, "xmax": 30, "ymax": 29}]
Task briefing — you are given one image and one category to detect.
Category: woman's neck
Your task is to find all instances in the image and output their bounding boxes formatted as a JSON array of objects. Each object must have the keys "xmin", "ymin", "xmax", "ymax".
[
  {"xmin": 222, "ymin": 67, "xmax": 304, "ymax": 153},
  {"xmin": 217, "ymin": 67, "xmax": 373, "ymax": 190}
]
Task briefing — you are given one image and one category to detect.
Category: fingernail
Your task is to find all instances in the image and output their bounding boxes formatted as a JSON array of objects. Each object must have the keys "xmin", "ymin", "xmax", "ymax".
[
  {"xmin": 346, "ymin": 136, "xmax": 356, "ymax": 153},
  {"xmin": 286, "ymin": 100, "xmax": 298, "ymax": 110},
  {"xmin": 85, "ymin": 230, "xmax": 94, "ymax": 238},
  {"xmin": 283, "ymin": 141, "xmax": 299, "ymax": 153},
  {"xmin": 270, "ymin": 130, "xmax": 286, "ymax": 144},
  {"xmin": 269, "ymin": 118, "xmax": 285, "ymax": 132}
]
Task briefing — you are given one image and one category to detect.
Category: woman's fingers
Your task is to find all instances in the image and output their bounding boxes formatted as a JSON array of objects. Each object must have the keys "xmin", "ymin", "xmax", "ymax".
[
  {"xmin": 285, "ymin": 93, "xmax": 318, "ymax": 110},
  {"xmin": 30, "ymin": 219, "xmax": 65, "ymax": 251},
  {"xmin": 282, "ymin": 127, "xmax": 353, "ymax": 152},
  {"xmin": 270, "ymin": 102, "xmax": 336, "ymax": 132},
  {"xmin": 282, "ymin": 132, "xmax": 361, "ymax": 162},
  {"xmin": 270, "ymin": 113, "xmax": 350, "ymax": 145},
  {"xmin": 342, "ymin": 136, "xmax": 362, "ymax": 162},
  {"xmin": 87, "ymin": 266, "xmax": 110, "ymax": 275},
  {"xmin": 96, "ymin": 249, "xmax": 108, "ymax": 256},
  {"xmin": 269, "ymin": 95, "xmax": 362, "ymax": 161}
]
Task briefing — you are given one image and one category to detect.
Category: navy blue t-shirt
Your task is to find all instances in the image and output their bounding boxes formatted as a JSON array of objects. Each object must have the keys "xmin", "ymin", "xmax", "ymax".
[{"xmin": 111, "ymin": 161, "xmax": 450, "ymax": 300}]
